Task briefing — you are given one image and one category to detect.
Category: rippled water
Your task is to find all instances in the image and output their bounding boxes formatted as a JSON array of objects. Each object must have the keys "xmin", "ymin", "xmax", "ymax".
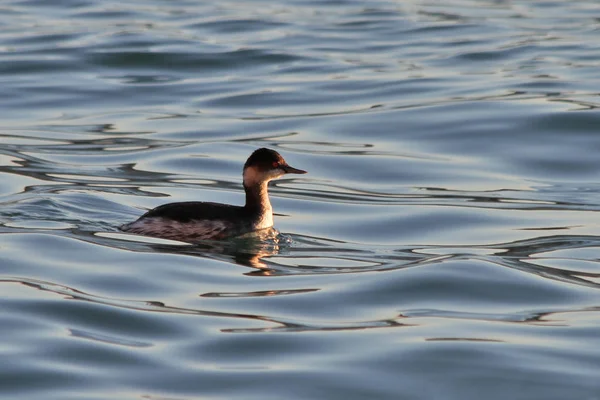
[{"xmin": 3, "ymin": 0, "xmax": 600, "ymax": 398}]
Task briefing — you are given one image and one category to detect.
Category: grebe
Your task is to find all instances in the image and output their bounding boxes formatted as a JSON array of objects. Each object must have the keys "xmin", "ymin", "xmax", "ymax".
[{"xmin": 120, "ymin": 148, "xmax": 306, "ymax": 242}]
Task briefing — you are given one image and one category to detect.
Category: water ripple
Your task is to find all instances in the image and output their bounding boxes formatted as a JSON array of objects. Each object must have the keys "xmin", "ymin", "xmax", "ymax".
[{"xmin": 3, "ymin": 0, "xmax": 600, "ymax": 398}]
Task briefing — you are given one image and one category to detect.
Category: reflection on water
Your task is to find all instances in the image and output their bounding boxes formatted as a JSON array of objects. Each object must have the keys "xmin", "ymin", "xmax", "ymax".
[
  {"xmin": 5, "ymin": 228, "xmax": 600, "ymax": 339},
  {"xmin": 4, "ymin": 112, "xmax": 600, "ymax": 398}
]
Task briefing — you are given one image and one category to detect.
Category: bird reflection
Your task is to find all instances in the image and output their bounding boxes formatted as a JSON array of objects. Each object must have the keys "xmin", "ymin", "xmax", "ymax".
[{"xmin": 145, "ymin": 227, "xmax": 284, "ymax": 273}]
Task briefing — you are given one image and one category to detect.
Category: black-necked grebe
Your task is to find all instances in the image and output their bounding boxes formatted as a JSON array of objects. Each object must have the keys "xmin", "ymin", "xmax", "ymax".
[{"xmin": 120, "ymin": 148, "xmax": 306, "ymax": 242}]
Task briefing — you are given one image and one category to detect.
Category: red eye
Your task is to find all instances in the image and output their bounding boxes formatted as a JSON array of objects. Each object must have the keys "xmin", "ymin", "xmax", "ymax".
[{"xmin": 272, "ymin": 162, "xmax": 279, "ymax": 168}]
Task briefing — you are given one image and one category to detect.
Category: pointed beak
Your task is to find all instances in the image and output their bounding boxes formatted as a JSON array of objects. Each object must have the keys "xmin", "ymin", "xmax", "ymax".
[{"xmin": 281, "ymin": 164, "xmax": 307, "ymax": 174}]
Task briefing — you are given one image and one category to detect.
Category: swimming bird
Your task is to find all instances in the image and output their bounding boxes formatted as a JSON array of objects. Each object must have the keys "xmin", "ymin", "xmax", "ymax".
[{"xmin": 120, "ymin": 148, "xmax": 306, "ymax": 242}]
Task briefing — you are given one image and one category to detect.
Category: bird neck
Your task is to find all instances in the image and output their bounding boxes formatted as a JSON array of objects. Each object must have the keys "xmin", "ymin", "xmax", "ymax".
[
  {"xmin": 244, "ymin": 181, "xmax": 272, "ymax": 213},
  {"xmin": 244, "ymin": 182, "xmax": 273, "ymax": 230}
]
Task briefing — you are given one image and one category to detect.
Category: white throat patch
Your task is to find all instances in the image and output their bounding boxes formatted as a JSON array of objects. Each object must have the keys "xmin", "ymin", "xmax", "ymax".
[{"xmin": 243, "ymin": 166, "xmax": 284, "ymax": 187}]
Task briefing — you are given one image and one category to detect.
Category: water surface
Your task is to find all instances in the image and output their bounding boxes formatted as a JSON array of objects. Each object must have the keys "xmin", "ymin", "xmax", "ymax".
[{"xmin": 2, "ymin": 0, "xmax": 600, "ymax": 399}]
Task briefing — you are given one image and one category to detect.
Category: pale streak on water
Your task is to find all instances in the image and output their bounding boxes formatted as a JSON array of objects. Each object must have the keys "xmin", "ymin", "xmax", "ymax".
[{"xmin": 2, "ymin": 0, "xmax": 600, "ymax": 399}]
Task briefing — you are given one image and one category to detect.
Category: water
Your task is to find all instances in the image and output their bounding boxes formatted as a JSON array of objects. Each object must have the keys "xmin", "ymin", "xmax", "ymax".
[{"xmin": 2, "ymin": 0, "xmax": 600, "ymax": 398}]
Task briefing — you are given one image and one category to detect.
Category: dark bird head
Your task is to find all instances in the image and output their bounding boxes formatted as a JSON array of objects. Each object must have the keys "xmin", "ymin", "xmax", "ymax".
[{"xmin": 243, "ymin": 148, "xmax": 306, "ymax": 187}]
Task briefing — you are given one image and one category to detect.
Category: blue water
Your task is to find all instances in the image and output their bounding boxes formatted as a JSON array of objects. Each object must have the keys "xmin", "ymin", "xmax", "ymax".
[{"xmin": 3, "ymin": 0, "xmax": 600, "ymax": 398}]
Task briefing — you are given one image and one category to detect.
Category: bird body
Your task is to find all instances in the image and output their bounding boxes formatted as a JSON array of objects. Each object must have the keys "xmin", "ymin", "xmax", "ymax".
[{"xmin": 121, "ymin": 148, "xmax": 306, "ymax": 242}]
